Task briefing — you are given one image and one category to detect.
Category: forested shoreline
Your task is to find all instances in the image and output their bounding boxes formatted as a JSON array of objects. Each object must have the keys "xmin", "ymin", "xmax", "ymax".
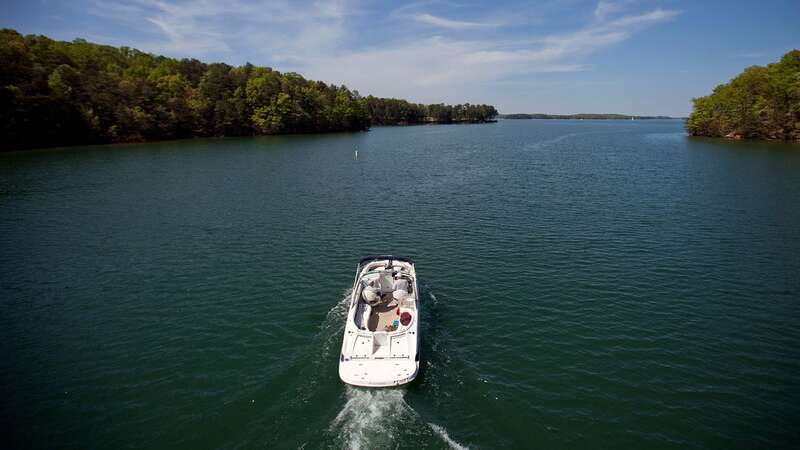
[
  {"xmin": 686, "ymin": 50, "xmax": 800, "ymax": 142},
  {"xmin": 500, "ymin": 113, "xmax": 675, "ymax": 120},
  {"xmin": 0, "ymin": 29, "xmax": 497, "ymax": 151},
  {"xmin": 365, "ymin": 97, "xmax": 497, "ymax": 126}
]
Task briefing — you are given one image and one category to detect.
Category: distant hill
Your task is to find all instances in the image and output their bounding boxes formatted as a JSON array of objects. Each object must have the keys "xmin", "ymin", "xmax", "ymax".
[
  {"xmin": 499, "ymin": 113, "xmax": 677, "ymax": 120},
  {"xmin": 686, "ymin": 50, "xmax": 800, "ymax": 141}
]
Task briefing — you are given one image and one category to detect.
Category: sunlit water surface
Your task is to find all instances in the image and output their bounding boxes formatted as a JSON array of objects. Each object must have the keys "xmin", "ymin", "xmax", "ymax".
[{"xmin": 2, "ymin": 120, "xmax": 799, "ymax": 449}]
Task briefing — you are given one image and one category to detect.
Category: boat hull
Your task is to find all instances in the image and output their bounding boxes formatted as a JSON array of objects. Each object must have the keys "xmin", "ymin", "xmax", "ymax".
[
  {"xmin": 339, "ymin": 359, "xmax": 419, "ymax": 387},
  {"xmin": 338, "ymin": 256, "xmax": 420, "ymax": 387}
]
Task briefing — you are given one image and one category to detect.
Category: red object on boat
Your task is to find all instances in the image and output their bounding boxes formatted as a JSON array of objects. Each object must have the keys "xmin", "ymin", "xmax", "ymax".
[{"xmin": 400, "ymin": 312, "xmax": 412, "ymax": 326}]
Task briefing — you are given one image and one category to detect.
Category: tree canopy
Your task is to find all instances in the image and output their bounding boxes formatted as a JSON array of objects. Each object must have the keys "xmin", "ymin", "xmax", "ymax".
[
  {"xmin": 0, "ymin": 29, "xmax": 498, "ymax": 151},
  {"xmin": 363, "ymin": 97, "xmax": 497, "ymax": 125},
  {"xmin": 686, "ymin": 50, "xmax": 800, "ymax": 141}
]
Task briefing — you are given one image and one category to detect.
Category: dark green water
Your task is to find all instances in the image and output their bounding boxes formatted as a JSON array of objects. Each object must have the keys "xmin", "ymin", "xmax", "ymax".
[{"xmin": 2, "ymin": 120, "xmax": 799, "ymax": 449}]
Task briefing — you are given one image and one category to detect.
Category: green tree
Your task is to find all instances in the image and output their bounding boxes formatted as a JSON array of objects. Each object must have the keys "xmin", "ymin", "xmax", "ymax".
[
  {"xmin": 688, "ymin": 50, "xmax": 800, "ymax": 141},
  {"xmin": 0, "ymin": 28, "xmax": 496, "ymax": 150}
]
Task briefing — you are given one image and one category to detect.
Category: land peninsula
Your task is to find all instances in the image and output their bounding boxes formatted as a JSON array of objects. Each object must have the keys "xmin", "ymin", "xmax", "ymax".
[
  {"xmin": 687, "ymin": 50, "xmax": 800, "ymax": 142},
  {"xmin": 0, "ymin": 29, "xmax": 497, "ymax": 151}
]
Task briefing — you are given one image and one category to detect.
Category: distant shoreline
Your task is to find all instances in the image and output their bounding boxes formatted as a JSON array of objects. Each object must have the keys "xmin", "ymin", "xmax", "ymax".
[
  {"xmin": 374, "ymin": 119, "xmax": 498, "ymax": 126},
  {"xmin": 499, "ymin": 113, "xmax": 683, "ymax": 120}
]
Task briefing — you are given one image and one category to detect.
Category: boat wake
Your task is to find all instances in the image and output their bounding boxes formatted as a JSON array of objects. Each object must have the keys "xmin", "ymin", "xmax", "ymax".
[
  {"xmin": 328, "ymin": 386, "xmax": 470, "ymax": 450},
  {"xmin": 325, "ymin": 288, "xmax": 353, "ymax": 325},
  {"xmin": 267, "ymin": 287, "xmax": 471, "ymax": 448},
  {"xmin": 324, "ymin": 285, "xmax": 470, "ymax": 450},
  {"xmin": 329, "ymin": 386, "xmax": 412, "ymax": 450},
  {"xmin": 289, "ymin": 289, "xmax": 352, "ymax": 404},
  {"xmin": 318, "ymin": 288, "xmax": 352, "ymax": 355},
  {"xmin": 429, "ymin": 423, "xmax": 470, "ymax": 450}
]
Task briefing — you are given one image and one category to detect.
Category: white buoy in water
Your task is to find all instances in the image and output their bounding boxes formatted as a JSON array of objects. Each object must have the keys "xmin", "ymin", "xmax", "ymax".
[{"xmin": 354, "ymin": 149, "xmax": 358, "ymax": 159}]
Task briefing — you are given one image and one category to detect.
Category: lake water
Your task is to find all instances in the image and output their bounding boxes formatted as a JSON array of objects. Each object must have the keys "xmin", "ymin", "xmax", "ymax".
[{"xmin": 1, "ymin": 119, "xmax": 799, "ymax": 449}]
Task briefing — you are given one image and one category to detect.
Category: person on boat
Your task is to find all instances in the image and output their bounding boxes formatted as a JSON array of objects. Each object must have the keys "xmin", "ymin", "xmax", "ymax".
[{"xmin": 393, "ymin": 273, "xmax": 409, "ymax": 301}]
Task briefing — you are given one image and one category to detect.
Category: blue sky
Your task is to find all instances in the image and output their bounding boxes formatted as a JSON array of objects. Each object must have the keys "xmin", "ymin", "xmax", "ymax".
[{"xmin": 2, "ymin": 1, "xmax": 798, "ymax": 116}]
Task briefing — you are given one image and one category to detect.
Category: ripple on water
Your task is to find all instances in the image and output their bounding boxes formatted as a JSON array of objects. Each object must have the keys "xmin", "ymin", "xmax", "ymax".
[{"xmin": 2, "ymin": 120, "xmax": 800, "ymax": 449}]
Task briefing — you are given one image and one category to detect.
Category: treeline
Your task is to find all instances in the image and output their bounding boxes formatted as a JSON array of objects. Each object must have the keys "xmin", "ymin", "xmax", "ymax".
[
  {"xmin": 687, "ymin": 50, "xmax": 800, "ymax": 141},
  {"xmin": 363, "ymin": 97, "xmax": 498, "ymax": 125},
  {"xmin": 0, "ymin": 29, "xmax": 498, "ymax": 151},
  {"xmin": 501, "ymin": 113, "xmax": 675, "ymax": 120}
]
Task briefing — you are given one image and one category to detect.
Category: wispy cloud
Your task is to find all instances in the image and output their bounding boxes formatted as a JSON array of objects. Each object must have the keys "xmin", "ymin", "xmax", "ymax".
[
  {"xmin": 606, "ymin": 8, "xmax": 680, "ymax": 28},
  {"xmin": 594, "ymin": 0, "xmax": 624, "ymax": 21},
  {"xmin": 81, "ymin": 0, "xmax": 680, "ymax": 104},
  {"xmin": 303, "ymin": 5, "xmax": 679, "ymax": 100},
  {"xmin": 87, "ymin": 0, "xmax": 355, "ymax": 57},
  {"xmin": 412, "ymin": 13, "xmax": 493, "ymax": 30}
]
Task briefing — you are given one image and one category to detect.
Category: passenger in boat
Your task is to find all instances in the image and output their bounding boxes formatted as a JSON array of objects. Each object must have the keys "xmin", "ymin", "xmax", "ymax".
[{"xmin": 393, "ymin": 273, "xmax": 409, "ymax": 301}]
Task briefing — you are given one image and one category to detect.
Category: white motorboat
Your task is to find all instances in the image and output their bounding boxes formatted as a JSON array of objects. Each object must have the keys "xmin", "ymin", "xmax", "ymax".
[{"xmin": 339, "ymin": 255, "xmax": 420, "ymax": 387}]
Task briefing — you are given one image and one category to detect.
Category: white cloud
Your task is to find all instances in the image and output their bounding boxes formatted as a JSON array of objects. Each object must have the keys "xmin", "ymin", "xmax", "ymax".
[
  {"xmin": 302, "ymin": 6, "xmax": 680, "ymax": 101},
  {"xmin": 83, "ymin": 1, "xmax": 680, "ymax": 105},
  {"xmin": 594, "ymin": 0, "xmax": 623, "ymax": 21},
  {"xmin": 607, "ymin": 8, "xmax": 680, "ymax": 28},
  {"xmin": 413, "ymin": 13, "xmax": 493, "ymax": 30},
  {"xmin": 87, "ymin": 0, "xmax": 355, "ymax": 57}
]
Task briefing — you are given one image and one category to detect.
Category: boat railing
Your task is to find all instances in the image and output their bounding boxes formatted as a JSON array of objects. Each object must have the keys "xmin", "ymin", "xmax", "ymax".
[{"xmin": 358, "ymin": 255, "xmax": 415, "ymax": 266}]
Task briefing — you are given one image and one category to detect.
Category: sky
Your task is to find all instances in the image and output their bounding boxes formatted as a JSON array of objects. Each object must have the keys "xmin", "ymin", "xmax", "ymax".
[{"xmin": 2, "ymin": 0, "xmax": 799, "ymax": 116}]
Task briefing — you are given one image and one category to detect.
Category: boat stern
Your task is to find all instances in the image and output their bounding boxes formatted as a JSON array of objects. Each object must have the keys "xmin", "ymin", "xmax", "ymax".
[{"xmin": 339, "ymin": 357, "xmax": 419, "ymax": 387}]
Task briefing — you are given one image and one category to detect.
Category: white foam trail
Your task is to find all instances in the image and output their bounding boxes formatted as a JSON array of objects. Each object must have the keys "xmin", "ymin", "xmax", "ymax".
[
  {"xmin": 327, "ymin": 289, "xmax": 470, "ymax": 449},
  {"xmin": 427, "ymin": 286, "xmax": 438, "ymax": 305},
  {"xmin": 291, "ymin": 289, "xmax": 354, "ymax": 404},
  {"xmin": 327, "ymin": 293, "xmax": 413, "ymax": 449},
  {"xmin": 318, "ymin": 288, "xmax": 352, "ymax": 355},
  {"xmin": 330, "ymin": 386, "xmax": 411, "ymax": 450},
  {"xmin": 324, "ymin": 288, "xmax": 353, "ymax": 325},
  {"xmin": 429, "ymin": 423, "xmax": 470, "ymax": 450}
]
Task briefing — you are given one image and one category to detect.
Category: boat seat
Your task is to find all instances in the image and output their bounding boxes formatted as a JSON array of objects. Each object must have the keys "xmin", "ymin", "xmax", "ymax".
[{"xmin": 362, "ymin": 286, "xmax": 379, "ymax": 303}]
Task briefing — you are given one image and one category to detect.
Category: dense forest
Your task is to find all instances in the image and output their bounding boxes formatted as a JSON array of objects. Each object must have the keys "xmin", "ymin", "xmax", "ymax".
[
  {"xmin": 365, "ymin": 97, "xmax": 497, "ymax": 125},
  {"xmin": 0, "ymin": 29, "xmax": 498, "ymax": 151},
  {"xmin": 687, "ymin": 50, "xmax": 800, "ymax": 141},
  {"xmin": 500, "ymin": 113, "xmax": 675, "ymax": 120}
]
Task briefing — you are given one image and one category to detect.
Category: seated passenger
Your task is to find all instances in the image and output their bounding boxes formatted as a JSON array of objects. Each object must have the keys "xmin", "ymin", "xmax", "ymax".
[{"xmin": 393, "ymin": 274, "xmax": 409, "ymax": 301}]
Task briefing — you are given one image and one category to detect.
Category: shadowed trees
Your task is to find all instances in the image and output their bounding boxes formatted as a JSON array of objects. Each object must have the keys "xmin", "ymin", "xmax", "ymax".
[{"xmin": 0, "ymin": 29, "xmax": 498, "ymax": 151}]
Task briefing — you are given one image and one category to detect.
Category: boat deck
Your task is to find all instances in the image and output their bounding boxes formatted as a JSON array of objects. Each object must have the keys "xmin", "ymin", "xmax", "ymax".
[
  {"xmin": 367, "ymin": 297, "xmax": 415, "ymax": 331},
  {"xmin": 368, "ymin": 302, "xmax": 400, "ymax": 331}
]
